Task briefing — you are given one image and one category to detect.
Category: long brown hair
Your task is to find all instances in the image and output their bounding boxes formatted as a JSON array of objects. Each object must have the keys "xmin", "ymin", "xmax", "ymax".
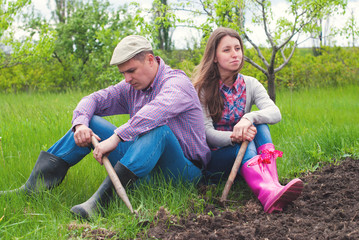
[{"xmin": 192, "ymin": 27, "xmax": 244, "ymax": 122}]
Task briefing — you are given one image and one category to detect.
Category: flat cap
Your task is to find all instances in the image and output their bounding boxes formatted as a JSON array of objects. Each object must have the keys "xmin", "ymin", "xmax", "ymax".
[{"xmin": 110, "ymin": 35, "xmax": 152, "ymax": 66}]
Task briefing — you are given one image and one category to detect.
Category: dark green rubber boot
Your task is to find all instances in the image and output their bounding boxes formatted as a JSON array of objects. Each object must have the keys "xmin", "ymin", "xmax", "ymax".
[
  {"xmin": 0, "ymin": 151, "xmax": 70, "ymax": 195},
  {"xmin": 70, "ymin": 162, "xmax": 138, "ymax": 219}
]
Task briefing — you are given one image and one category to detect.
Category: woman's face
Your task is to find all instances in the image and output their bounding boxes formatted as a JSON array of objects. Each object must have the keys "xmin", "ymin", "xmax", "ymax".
[{"xmin": 214, "ymin": 35, "xmax": 243, "ymax": 76}]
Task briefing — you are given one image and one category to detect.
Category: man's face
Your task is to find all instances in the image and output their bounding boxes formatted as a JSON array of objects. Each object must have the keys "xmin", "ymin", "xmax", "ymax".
[{"xmin": 117, "ymin": 55, "xmax": 155, "ymax": 90}]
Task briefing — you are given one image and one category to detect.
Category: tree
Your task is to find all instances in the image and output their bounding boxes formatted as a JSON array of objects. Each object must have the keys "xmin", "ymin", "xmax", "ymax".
[
  {"xmin": 0, "ymin": 3, "xmax": 56, "ymax": 70},
  {"xmin": 199, "ymin": 0, "xmax": 245, "ymax": 36},
  {"xmin": 53, "ymin": 0, "xmax": 79, "ymax": 24},
  {"xmin": 50, "ymin": 0, "xmax": 140, "ymax": 88},
  {"xmin": 242, "ymin": 0, "xmax": 347, "ymax": 102},
  {"xmin": 0, "ymin": 0, "xmax": 139, "ymax": 91},
  {"xmin": 152, "ymin": 0, "xmax": 174, "ymax": 51},
  {"xmin": 310, "ymin": 16, "xmax": 329, "ymax": 56},
  {"xmin": 0, "ymin": 0, "xmax": 31, "ymax": 70},
  {"xmin": 340, "ymin": 9, "xmax": 359, "ymax": 47},
  {"xmin": 0, "ymin": 0, "xmax": 30, "ymax": 38},
  {"xmin": 173, "ymin": 0, "xmax": 245, "ymax": 42},
  {"xmin": 53, "ymin": 0, "xmax": 109, "ymax": 67},
  {"xmin": 134, "ymin": 0, "xmax": 177, "ymax": 51}
]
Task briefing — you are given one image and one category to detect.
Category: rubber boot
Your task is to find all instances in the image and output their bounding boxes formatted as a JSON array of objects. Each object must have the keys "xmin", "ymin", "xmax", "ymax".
[
  {"xmin": 0, "ymin": 151, "xmax": 70, "ymax": 195},
  {"xmin": 257, "ymin": 143, "xmax": 283, "ymax": 186},
  {"xmin": 240, "ymin": 155, "xmax": 303, "ymax": 213},
  {"xmin": 70, "ymin": 162, "xmax": 138, "ymax": 219}
]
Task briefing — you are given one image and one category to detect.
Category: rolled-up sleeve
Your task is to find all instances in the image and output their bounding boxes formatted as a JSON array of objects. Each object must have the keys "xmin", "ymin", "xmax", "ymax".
[{"xmin": 72, "ymin": 83, "xmax": 128, "ymax": 130}]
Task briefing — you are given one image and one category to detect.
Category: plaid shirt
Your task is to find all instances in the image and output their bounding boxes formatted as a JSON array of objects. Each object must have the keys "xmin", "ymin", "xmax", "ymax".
[
  {"xmin": 72, "ymin": 57, "xmax": 210, "ymax": 166},
  {"xmin": 213, "ymin": 74, "xmax": 246, "ymax": 131}
]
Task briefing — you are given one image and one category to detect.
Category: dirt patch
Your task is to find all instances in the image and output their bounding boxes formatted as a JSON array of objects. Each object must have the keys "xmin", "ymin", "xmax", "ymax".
[
  {"xmin": 142, "ymin": 157, "xmax": 359, "ymax": 240},
  {"xmin": 67, "ymin": 222, "xmax": 117, "ymax": 239}
]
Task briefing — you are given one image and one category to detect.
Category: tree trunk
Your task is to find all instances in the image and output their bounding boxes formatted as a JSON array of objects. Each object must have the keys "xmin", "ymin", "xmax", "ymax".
[
  {"xmin": 267, "ymin": 72, "xmax": 276, "ymax": 103},
  {"xmin": 55, "ymin": 0, "xmax": 66, "ymax": 23}
]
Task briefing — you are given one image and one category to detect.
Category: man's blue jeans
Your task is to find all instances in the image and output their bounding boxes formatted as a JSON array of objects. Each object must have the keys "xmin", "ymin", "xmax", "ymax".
[
  {"xmin": 47, "ymin": 116, "xmax": 201, "ymax": 182},
  {"xmin": 205, "ymin": 124, "xmax": 273, "ymax": 183}
]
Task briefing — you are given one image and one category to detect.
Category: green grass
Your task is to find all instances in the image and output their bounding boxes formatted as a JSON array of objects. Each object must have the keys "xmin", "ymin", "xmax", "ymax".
[
  {"xmin": 0, "ymin": 85, "xmax": 358, "ymax": 239},
  {"xmin": 272, "ymin": 85, "xmax": 359, "ymax": 176}
]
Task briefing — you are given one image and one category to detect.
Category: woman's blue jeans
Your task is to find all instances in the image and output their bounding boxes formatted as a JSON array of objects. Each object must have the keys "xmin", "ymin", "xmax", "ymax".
[
  {"xmin": 47, "ymin": 116, "xmax": 201, "ymax": 182},
  {"xmin": 205, "ymin": 124, "xmax": 273, "ymax": 183}
]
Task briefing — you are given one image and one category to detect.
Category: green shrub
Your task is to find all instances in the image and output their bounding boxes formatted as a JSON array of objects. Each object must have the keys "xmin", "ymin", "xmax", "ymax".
[{"xmin": 1, "ymin": 46, "xmax": 358, "ymax": 93}]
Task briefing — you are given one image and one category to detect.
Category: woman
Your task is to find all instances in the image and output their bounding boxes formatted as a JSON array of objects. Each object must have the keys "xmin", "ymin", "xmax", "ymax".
[{"xmin": 192, "ymin": 27, "xmax": 303, "ymax": 213}]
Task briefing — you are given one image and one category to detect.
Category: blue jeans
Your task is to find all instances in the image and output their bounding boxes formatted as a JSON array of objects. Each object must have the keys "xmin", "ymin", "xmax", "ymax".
[
  {"xmin": 205, "ymin": 124, "xmax": 273, "ymax": 183},
  {"xmin": 47, "ymin": 116, "xmax": 201, "ymax": 182}
]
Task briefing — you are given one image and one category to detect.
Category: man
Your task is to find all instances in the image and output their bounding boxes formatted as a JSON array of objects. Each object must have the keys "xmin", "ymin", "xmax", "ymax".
[{"xmin": 0, "ymin": 35, "xmax": 211, "ymax": 218}]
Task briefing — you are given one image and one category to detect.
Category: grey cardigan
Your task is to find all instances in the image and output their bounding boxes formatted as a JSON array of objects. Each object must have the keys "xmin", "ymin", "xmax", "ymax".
[{"xmin": 202, "ymin": 75, "xmax": 281, "ymax": 148}]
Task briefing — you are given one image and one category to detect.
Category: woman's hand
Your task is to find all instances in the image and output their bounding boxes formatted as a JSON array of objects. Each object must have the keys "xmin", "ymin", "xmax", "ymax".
[
  {"xmin": 92, "ymin": 134, "xmax": 121, "ymax": 165},
  {"xmin": 231, "ymin": 118, "xmax": 257, "ymax": 143},
  {"xmin": 74, "ymin": 124, "xmax": 100, "ymax": 147}
]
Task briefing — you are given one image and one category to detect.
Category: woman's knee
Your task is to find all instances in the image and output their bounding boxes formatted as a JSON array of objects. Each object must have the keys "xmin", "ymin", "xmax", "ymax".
[
  {"xmin": 253, "ymin": 124, "xmax": 272, "ymax": 147},
  {"xmin": 243, "ymin": 141, "xmax": 257, "ymax": 160},
  {"xmin": 254, "ymin": 124, "xmax": 269, "ymax": 133}
]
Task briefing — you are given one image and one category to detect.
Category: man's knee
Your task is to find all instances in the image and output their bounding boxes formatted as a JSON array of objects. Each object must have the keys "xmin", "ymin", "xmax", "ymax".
[
  {"xmin": 151, "ymin": 125, "xmax": 171, "ymax": 133},
  {"xmin": 140, "ymin": 125, "xmax": 172, "ymax": 139},
  {"xmin": 89, "ymin": 115, "xmax": 104, "ymax": 127}
]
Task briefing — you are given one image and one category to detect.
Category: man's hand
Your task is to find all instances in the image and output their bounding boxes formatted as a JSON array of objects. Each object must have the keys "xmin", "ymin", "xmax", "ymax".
[
  {"xmin": 74, "ymin": 124, "xmax": 100, "ymax": 147},
  {"xmin": 230, "ymin": 118, "xmax": 257, "ymax": 143},
  {"xmin": 93, "ymin": 134, "xmax": 122, "ymax": 165}
]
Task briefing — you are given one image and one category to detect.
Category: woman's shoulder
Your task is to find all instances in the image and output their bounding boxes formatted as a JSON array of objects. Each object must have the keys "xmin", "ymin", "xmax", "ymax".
[
  {"xmin": 242, "ymin": 74, "xmax": 258, "ymax": 82},
  {"xmin": 241, "ymin": 75, "xmax": 262, "ymax": 88}
]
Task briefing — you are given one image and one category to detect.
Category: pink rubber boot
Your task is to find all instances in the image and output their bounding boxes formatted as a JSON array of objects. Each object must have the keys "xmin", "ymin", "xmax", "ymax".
[
  {"xmin": 257, "ymin": 143, "xmax": 284, "ymax": 186},
  {"xmin": 240, "ymin": 154, "xmax": 303, "ymax": 213}
]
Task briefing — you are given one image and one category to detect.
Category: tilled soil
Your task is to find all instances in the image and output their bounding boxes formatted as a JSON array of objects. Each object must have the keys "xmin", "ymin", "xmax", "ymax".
[{"xmin": 141, "ymin": 157, "xmax": 359, "ymax": 240}]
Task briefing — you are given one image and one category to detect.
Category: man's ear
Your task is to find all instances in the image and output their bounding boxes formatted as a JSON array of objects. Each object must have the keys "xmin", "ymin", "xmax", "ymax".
[{"xmin": 147, "ymin": 53, "xmax": 155, "ymax": 65}]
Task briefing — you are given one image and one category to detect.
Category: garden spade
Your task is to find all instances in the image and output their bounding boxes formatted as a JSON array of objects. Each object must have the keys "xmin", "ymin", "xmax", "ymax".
[
  {"xmin": 91, "ymin": 136, "xmax": 135, "ymax": 214},
  {"xmin": 220, "ymin": 141, "xmax": 249, "ymax": 204}
]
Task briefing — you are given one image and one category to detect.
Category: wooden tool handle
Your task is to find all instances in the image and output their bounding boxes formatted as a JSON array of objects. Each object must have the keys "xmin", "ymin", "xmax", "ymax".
[
  {"xmin": 91, "ymin": 136, "xmax": 134, "ymax": 213},
  {"xmin": 220, "ymin": 141, "xmax": 249, "ymax": 203}
]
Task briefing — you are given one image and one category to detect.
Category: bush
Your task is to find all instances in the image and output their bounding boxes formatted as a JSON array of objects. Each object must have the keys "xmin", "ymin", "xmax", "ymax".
[
  {"xmin": 275, "ymin": 47, "xmax": 359, "ymax": 89},
  {"xmin": 0, "ymin": 46, "xmax": 358, "ymax": 93}
]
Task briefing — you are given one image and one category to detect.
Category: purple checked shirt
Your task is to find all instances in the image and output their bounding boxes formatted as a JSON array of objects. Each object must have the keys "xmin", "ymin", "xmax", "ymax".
[{"xmin": 72, "ymin": 57, "xmax": 210, "ymax": 167}]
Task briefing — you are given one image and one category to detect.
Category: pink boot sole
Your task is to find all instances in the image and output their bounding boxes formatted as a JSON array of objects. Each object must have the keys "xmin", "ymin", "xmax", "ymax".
[{"xmin": 264, "ymin": 179, "xmax": 304, "ymax": 213}]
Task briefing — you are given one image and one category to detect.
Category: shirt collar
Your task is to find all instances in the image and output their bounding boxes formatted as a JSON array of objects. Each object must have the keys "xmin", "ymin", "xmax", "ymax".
[
  {"xmin": 142, "ymin": 56, "xmax": 163, "ymax": 93},
  {"xmin": 219, "ymin": 74, "xmax": 242, "ymax": 93}
]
